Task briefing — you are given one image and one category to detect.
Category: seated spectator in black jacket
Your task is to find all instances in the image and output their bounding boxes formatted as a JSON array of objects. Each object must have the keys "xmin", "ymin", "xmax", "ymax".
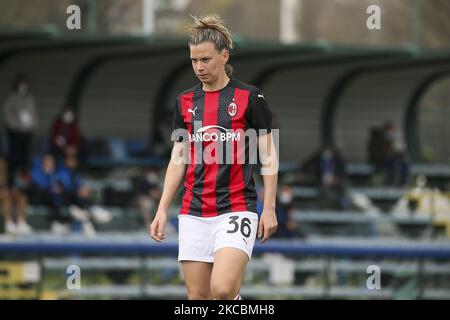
[
  {"xmin": 257, "ymin": 184, "xmax": 298, "ymax": 239},
  {"xmin": 300, "ymin": 144, "xmax": 350, "ymax": 210},
  {"xmin": 135, "ymin": 168, "xmax": 162, "ymax": 228},
  {"xmin": 274, "ymin": 185, "xmax": 298, "ymax": 239}
]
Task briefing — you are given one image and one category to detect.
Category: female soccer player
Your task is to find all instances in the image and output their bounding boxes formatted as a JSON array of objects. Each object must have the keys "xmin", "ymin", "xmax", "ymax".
[{"xmin": 150, "ymin": 14, "xmax": 278, "ymax": 300}]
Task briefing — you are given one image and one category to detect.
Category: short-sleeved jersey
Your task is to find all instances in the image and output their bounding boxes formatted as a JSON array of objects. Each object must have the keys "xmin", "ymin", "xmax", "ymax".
[{"xmin": 174, "ymin": 78, "xmax": 272, "ymax": 217}]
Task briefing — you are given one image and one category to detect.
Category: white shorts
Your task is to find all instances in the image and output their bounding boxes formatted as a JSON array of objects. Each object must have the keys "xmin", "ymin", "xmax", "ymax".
[{"xmin": 178, "ymin": 211, "xmax": 259, "ymax": 263}]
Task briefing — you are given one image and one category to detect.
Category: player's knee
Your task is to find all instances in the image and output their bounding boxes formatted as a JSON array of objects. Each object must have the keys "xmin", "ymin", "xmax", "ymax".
[
  {"xmin": 186, "ymin": 288, "xmax": 211, "ymax": 300},
  {"xmin": 211, "ymin": 284, "xmax": 238, "ymax": 300}
]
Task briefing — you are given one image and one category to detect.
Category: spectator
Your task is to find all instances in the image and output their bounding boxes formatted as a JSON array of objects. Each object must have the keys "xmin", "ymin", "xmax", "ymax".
[
  {"xmin": 392, "ymin": 174, "xmax": 450, "ymax": 232},
  {"xmin": 274, "ymin": 185, "xmax": 298, "ymax": 239},
  {"xmin": 135, "ymin": 168, "xmax": 162, "ymax": 228},
  {"xmin": 29, "ymin": 154, "xmax": 70, "ymax": 234},
  {"xmin": 57, "ymin": 154, "xmax": 111, "ymax": 233},
  {"xmin": 383, "ymin": 150, "xmax": 409, "ymax": 186},
  {"xmin": 257, "ymin": 184, "xmax": 297, "ymax": 239},
  {"xmin": 381, "ymin": 121, "xmax": 409, "ymax": 186},
  {"xmin": 367, "ymin": 126, "xmax": 385, "ymax": 171},
  {"xmin": 0, "ymin": 157, "xmax": 32, "ymax": 234},
  {"xmin": 50, "ymin": 105, "xmax": 82, "ymax": 160},
  {"xmin": 300, "ymin": 144, "xmax": 350, "ymax": 210},
  {"xmin": 382, "ymin": 121, "xmax": 397, "ymax": 155},
  {"xmin": 3, "ymin": 74, "xmax": 38, "ymax": 189}
]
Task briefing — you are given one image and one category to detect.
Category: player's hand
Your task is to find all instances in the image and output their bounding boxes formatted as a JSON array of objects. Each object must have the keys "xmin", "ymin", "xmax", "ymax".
[
  {"xmin": 150, "ymin": 210, "xmax": 167, "ymax": 242},
  {"xmin": 258, "ymin": 209, "xmax": 278, "ymax": 243}
]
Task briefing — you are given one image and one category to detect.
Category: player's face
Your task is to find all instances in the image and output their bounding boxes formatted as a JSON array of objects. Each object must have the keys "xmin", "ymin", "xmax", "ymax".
[{"xmin": 190, "ymin": 41, "xmax": 229, "ymax": 85}]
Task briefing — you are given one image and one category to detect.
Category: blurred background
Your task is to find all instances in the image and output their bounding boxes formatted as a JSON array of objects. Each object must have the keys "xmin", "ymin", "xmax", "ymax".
[{"xmin": 0, "ymin": 0, "xmax": 450, "ymax": 300}]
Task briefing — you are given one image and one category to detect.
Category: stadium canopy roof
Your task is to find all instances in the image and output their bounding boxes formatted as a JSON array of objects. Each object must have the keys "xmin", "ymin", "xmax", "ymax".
[{"xmin": 0, "ymin": 31, "xmax": 449, "ymax": 162}]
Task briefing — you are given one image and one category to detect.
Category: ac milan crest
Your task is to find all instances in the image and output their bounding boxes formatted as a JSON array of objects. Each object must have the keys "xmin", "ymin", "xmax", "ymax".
[{"xmin": 228, "ymin": 100, "xmax": 237, "ymax": 117}]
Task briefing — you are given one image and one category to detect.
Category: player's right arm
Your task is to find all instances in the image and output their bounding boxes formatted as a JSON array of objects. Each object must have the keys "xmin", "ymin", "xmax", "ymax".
[{"xmin": 150, "ymin": 141, "xmax": 187, "ymax": 242}]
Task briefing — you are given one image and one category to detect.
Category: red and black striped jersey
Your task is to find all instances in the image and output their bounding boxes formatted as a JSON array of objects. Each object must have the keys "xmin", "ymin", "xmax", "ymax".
[{"xmin": 174, "ymin": 78, "xmax": 272, "ymax": 217}]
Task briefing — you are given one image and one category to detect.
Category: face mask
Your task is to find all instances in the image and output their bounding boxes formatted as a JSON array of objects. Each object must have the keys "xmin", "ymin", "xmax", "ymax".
[
  {"xmin": 279, "ymin": 191, "xmax": 293, "ymax": 205},
  {"xmin": 416, "ymin": 175, "xmax": 427, "ymax": 188},
  {"xmin": 18, "ymin": 83, "xmax": 28, "ymax": 95},
  {"xmin": 43, "ymin": 162, "xmax": 54, "ymax": 173},
  {"xmin": 323, "ymin": 150, "xmax": 333, "ymax": 159},
  {"xmin": 63, "ymin": 112, "xmax": 74, "ymax": 123},
  {"xmin": 147, "ymin": 173, "xmax": 159, "ymax": 184}
]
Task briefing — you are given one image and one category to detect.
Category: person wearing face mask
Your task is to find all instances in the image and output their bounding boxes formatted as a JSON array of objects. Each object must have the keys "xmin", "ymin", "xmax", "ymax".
[
  {"xmin": 135, "ymin": 168, "xmax": 162, "ymax": 228},
  {"xmin": 274, "ymin": 185, "xmax": 297, "ymax": 239},
  {"xmin": 50, "ymin": 105, "xmax": 81, "ymax": 160},
  {"xmin": 256, "ymin": 184, "xmax": 297, "ymax": 239},
  {"xmin": 3, "ymin": 74, "xmax": 38, "ymax": 189},
  {"xmin": 300, "ymin": 144, "xmax": 350, "ymax": 210}
]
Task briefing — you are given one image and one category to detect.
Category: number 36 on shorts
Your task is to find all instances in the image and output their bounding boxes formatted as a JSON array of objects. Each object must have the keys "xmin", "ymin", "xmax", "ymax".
[
  {"xmin": 227, "ymin": 215, "xmax": 252, "ymax": 238},
  {"xmin": 219, "ymin": 212, "xmax": 259, "ymax": 251}
]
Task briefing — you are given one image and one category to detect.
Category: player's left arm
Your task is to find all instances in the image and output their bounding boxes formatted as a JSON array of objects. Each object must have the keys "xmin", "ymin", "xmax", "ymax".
[
  {"xmin": 258, "ymin": 132, "xmax": 279, "ymax": 243},
  {"xmin": 248, "ymin": 89, "xmax": 279, "ymax": 243}
]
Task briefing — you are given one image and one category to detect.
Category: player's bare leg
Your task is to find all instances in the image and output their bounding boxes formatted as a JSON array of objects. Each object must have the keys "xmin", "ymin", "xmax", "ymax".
[
  {"xmin": 180, "ymin": 261, "xmax": 213, "ymax": 300},
  {"xmin": 210, "ymin": 247, "xmax": 248, "ymax": 300}
]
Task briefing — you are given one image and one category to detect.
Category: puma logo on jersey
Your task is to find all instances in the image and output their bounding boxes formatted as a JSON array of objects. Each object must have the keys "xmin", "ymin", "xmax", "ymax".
[
  {"xmin": 257, "ymin": 93, "xmax": 265, "ymax": 99},
  {"xmin": 188, "ymin": 107, "xmax": 198, "ymax": 116}
]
